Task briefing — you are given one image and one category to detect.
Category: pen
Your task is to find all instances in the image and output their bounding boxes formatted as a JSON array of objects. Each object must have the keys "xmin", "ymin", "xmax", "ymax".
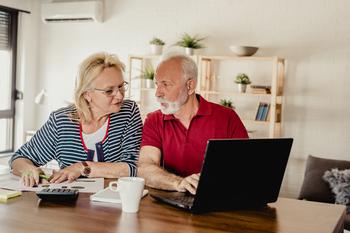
[
  {"xmin": 39, "ymin": 174, "xmax": 51, "ymax": 181},
  {"xmin": 76, "ymin": 179, "xmax": 95, "ymax": 182}
]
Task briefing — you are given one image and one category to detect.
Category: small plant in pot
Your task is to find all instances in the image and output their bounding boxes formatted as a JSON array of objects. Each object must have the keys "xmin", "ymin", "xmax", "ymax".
[
  {"xmin": 235, "ymin": 73, "xmax": 251, "ymax": 93},
  {"xmin": 142, "ymin": 66, "xmax": 155, "ymax": 88},
  {"xmin": 149, "ymin": 37, "xmax": 165, "ymax": 55},
  {"xmin": 175, "ymin": 33, "xmax": 205, "ymax": 55},
  {"xmin": 220, "ymin": 99, "xmax": 235, "ymax": 109}
]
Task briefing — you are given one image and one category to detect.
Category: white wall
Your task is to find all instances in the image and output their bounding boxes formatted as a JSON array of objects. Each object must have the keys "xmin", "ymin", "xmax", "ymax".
[
  {"xmin": 0, "ymin": 0, "xmax": 31, "ymax": 11},
  {"xmin": 10, "ymin": 0, "xmax": 350, "ymax": 160}
]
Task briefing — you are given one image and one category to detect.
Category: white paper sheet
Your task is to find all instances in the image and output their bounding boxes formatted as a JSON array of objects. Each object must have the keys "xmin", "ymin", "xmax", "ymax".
[{"xmin": 0, "ymin": 174, "xmax": 104, "ymax": 193}]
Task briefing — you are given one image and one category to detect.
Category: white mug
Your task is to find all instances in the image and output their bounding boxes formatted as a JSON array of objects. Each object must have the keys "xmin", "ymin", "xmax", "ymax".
[{"xmin": 109, "ymin": 177, "xmax": 145, "ymax": 213}]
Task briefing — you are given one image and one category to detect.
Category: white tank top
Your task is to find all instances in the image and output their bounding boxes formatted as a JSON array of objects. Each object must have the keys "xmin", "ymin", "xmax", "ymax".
[{"xmin": 82, "ymin": 120, "xmax": 108, "ymax": 162}]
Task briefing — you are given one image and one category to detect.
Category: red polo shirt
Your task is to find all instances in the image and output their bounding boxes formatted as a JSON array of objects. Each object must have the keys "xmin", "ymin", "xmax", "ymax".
[{"xmin": 141, "ymin": 95, "xmax": 248, "ymax": 177}]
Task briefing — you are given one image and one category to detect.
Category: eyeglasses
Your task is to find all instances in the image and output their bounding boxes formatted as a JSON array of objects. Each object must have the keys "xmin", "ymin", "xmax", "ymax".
[{"xmin": 92, "ymin": 81, "xmax": 129, "ymax": 97}]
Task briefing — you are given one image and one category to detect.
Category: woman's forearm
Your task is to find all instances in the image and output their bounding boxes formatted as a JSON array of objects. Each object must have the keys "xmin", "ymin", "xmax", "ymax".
[{"xmin": 11, "ymin": 158, "xmax": 38, "ymax": 176}]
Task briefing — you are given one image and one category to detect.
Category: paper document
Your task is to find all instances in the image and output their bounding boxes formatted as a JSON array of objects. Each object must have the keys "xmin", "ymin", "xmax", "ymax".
[
  {"xmin": 90, "ymin": 187, "xmax": 148, "ymax": 203},
  {"xmin": 0, "ymin": 174, "xmax": 104, "ymax": 193}
]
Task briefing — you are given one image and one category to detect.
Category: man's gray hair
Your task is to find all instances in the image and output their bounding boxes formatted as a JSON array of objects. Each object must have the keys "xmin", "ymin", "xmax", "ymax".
[{"xmin": 157, "ymin": 52, "xmax": 198, "ymax": 82}]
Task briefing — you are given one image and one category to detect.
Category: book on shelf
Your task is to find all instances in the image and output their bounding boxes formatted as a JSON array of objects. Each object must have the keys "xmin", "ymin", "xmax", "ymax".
[
  {"xmin": 250, "ymin": 85, "xmax": 271, "ymax": 94},
  {"xmin": 251, "ymin": 89, "xmax": 270, "ymax": 94},
  {"xmin": 255, "ymin": 102, "xmax": 264, "ymax": 121},
  {"xmin": 255, "ymin": 102, "xmax": 270, "ymax": 121},
  {"xmin": 261, "ymin": 103, "xmax": 270, "ymax": 121}
]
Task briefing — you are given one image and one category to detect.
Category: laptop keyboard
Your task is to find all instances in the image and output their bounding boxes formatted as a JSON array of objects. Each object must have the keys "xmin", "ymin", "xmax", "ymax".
[{"xmin": 166, "ymin": 193, "xmax": 195, "ymax": 206}]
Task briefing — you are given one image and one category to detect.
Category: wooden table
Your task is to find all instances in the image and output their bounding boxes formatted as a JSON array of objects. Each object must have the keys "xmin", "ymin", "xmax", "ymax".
[{"xmin": 0, "ymin": 186, "xmax": 345, "ymax": 233}]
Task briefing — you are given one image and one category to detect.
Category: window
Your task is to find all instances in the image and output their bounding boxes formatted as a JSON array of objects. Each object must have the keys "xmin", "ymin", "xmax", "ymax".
[{"xmin": 0, "ymin": 7, "xmax": 18, "ymax": 153}]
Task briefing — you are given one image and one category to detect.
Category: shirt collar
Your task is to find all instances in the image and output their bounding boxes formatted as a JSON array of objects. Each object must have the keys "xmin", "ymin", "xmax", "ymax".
[{"xmin": 163, "ymin": 94, "xmax": 212, "ymax": 121}]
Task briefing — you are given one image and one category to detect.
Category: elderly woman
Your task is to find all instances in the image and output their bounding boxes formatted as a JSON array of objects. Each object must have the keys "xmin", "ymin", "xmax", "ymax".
[{"xmin": 10, "ymin": 52, "xmax": 143, "ymax": 187}]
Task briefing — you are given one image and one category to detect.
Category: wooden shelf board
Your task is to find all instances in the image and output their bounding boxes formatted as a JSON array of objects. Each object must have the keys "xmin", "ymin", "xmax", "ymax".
[
  {"xmin": 200, "ymin": 55, "xmax": 280, "ymax": 61},
  {"xmin": 200, "ymin": 90, "xmax": 272, "ymax": 97},
  {"xmin": 243, "ymin": 120, "xmax": 281, "ymax": 125}
]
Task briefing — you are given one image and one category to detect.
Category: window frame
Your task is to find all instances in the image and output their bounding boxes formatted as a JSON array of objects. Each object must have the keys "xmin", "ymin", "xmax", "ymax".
[{"xmin": 0, "ymin": 5, "xmax": 18, "ymax": 154}]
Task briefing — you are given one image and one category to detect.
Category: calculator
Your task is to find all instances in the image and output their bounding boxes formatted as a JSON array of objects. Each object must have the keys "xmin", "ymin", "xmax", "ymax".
[{"xmin": 36, "ymin": 188, "xmax": 79, "ymax": 202}]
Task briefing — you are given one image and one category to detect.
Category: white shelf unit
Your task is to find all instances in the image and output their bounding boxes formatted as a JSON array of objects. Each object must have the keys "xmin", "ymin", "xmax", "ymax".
[
  {"xmin": 198, "ymin": 55, "xmax": 285, "ymax": 138},
  {"xmin": 127, "ymin": 54, "xmax": 285, "ymax": 138}
]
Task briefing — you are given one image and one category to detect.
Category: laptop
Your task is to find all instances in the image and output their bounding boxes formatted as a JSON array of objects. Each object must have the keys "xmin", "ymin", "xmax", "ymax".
[{"xmin": 150, "ymin": 138, "xmax": 293, "ymax": 213}]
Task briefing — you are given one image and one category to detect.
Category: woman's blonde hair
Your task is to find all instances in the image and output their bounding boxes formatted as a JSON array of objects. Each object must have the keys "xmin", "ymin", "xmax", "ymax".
[{"xmin": 73, "ymin": 52, "xmax": 125, "ymax": 123}]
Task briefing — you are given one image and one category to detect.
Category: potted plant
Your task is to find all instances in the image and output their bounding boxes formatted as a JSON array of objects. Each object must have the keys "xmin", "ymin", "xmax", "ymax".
[
  {"xmin": 220, "ymin": 99, "xmax": 235, "ymax": 109},
  {"xmin": 234, "ymin": 73, "xmax": 251, "ymax": 93},
  {"xmin": 149, "ymin": 37, "xmax": 165, "ymax": 55},
  {"xmin": 175, "ymin": 33, "xmax": 205, "ymax": 55},
  {"xmin": 142, "ymin": 66, "xmax": 155, "ymax": 88}
]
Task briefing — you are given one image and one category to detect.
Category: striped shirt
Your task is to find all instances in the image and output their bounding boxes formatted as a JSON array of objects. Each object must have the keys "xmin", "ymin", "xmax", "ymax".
[{"xmin": 10, "ymin": 100, "xmax": 143, "ymax": 176}]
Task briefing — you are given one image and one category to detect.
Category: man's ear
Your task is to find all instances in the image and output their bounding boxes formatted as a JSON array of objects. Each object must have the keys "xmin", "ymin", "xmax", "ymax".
[{"xmin": 187, "ymin": 79, "xmax": 196, "ymax": 95}]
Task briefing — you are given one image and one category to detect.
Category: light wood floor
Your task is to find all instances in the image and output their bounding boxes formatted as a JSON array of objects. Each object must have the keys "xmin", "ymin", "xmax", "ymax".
[{"xmin": 0, "ymin": 155, "xmax": 306, "ymax": 199}]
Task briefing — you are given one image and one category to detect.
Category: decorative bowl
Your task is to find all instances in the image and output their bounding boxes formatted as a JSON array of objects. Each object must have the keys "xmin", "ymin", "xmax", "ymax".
[{"xmin": 229, "ymin": 46, "xmax": 259, "ymax": 56}]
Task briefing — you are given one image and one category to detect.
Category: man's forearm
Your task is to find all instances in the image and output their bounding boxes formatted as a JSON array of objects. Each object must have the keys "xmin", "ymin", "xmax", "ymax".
[{"xmin": 138, "ymin": 163, "xmax": 183, "ymax": 191}]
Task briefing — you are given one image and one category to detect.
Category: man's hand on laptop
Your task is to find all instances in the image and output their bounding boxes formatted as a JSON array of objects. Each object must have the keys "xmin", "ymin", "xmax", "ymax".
[{"xmin": 176, "ymin": 173, "xmax": 200, "ymax": 195}]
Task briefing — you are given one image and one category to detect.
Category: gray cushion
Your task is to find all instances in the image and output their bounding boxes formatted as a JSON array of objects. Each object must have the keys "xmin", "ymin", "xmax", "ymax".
[
  {"xmin": 298, "ymin": 155, "xmax": 350, "ymax": 203},
  {"xmin": 323, "ymin": 168, "xmax": 350, "ymax": 213}
]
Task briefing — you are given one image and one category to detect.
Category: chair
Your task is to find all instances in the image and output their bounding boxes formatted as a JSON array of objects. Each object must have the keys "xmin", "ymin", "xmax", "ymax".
[{"xmin": 298, "ymin": 155, "xmax": 350, "ymax": 230}]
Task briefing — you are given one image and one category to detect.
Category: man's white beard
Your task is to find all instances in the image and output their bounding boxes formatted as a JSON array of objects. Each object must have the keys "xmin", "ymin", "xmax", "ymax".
[{"xmin": 157, "ymin": 89, "xmax": 188, "ymax": 115}]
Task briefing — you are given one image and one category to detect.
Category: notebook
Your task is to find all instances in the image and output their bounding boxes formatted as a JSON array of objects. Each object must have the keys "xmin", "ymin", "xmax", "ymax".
[
  {"xmin": 150, "ymin": 138, "xmax": 293, "ymax": 213},
  {"xmin": 90, "ymin": 187, "xmax": 148, "ymax": 204},
  {"xmin": 0, "ymin": 188, "xmax": 22, "ymax": 202}
]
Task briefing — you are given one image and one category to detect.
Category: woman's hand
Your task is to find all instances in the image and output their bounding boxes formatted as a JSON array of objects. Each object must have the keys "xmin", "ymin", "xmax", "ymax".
[
  {"xmin": 49, "ymin": 163, "xmax": 82, "ymax": 184},
  {"xmin": 21, "ymin": 167, "xmax": 48, "ymax": 187}
]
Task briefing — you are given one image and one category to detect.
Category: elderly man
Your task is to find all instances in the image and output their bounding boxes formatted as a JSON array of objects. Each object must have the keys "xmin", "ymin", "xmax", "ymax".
[{"xmin": 138, "ymin": 54, "xmax": 248, "ymax": 194}]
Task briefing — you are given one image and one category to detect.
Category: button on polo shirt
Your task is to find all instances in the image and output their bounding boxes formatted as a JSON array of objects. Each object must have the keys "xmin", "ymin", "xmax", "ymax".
[{"xmin": 141, "ymin": 95, "xmax": 248, "ymax": 177}]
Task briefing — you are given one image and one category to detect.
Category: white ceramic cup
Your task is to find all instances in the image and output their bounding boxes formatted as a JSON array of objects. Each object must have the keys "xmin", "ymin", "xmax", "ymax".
[{"xmin": 109, "ymin": 177, "xmax": 145, "ymax": 213}]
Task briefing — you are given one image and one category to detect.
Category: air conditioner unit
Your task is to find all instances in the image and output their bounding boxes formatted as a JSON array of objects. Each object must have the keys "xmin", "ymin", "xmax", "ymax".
[{"xmin": 41, "ymin": 1, "xmax": 103, "ymax": 23}]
